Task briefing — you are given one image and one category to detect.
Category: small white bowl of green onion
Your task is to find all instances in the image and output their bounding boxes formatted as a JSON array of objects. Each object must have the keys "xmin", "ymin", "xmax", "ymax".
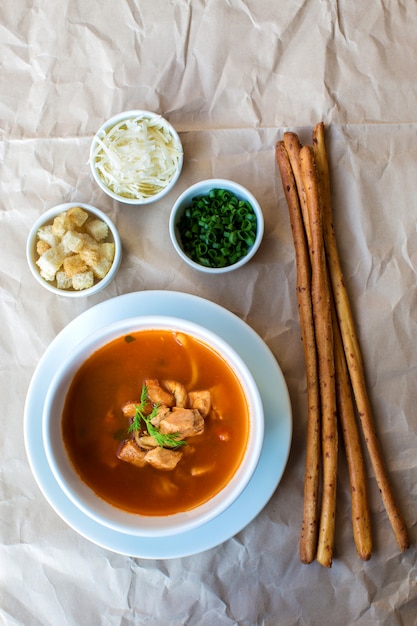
[{"xmin": 169, "ymin": 179, "xmax": 264, "ymax": 273}]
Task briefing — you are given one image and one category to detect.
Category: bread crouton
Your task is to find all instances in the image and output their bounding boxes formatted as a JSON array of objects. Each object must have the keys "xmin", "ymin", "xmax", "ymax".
[
  {"xmin": 56, "ymin": 271, "xmax": 73, "ymax": 290},
  {"xmin": 52, "ymin": 212, "xmax": 69, "ymax": 238},
  {"xmin": 72, "ymin": 270, "xmax": 94, "ymax": 291},
  {"xmin": 66, "ymin": 206, "xmax": 89, "ymax": 228},
  {"xmin": 91, "ymin": 255, "xmax": 112, "ymax": 279},
  {"xmin": 99, "ymin": 242, "xmax": 115, "ymax": 261},
  {"xmin": 36, "ymin": 246, "xmax": 65, "ymax": 279},
  {"xmin": 37, "ymin": 225, "xmax": 59, "ymax": 248},
  {"xmin": 79, "ymin": 243, "xmax": 100, "ymax": 267},
  {"xmin": 81, "ymin": 233, "xmax": 97, "ymax": 246},
  {"xmin": 85, "ymin": 218, "xmax": 109, "ymax": 242},
  {"xmin": 61, "ymin": 229, "xmax": 85, "ymax": 254},
  {"xmin": 63, "ymin": 254, "xmax": 88, "ymax": 278},
  {"xmin": 36, "ymin": 240, "xmax": 50, "ymax": 256}
]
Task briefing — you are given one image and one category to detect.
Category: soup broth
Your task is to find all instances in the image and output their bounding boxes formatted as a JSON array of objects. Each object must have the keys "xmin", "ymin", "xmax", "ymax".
[{"xmin": 62, "ymin": 329, "xmax": 250, "ymax": 515}]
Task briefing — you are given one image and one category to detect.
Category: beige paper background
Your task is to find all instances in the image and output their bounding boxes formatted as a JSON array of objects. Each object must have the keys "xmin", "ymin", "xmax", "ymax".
[{"xmin": 1, "ymin": 1, "xmax": 416, "ymax": 624}]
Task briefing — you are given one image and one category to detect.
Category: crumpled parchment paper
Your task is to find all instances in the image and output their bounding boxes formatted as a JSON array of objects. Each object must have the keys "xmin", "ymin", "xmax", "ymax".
[{"xmin": 1, "ymin": 1, "xmax": 416, "ymax": 625}]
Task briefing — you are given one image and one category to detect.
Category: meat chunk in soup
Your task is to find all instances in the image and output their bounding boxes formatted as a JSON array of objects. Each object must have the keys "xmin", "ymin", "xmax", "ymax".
[
  {"xmin": 144, "ymin": 378, "xmax": 175, "ymax": 407},
  {"xmin": 145, "ymin": 447, "xmax": 183, "ymax": 470},
  {"xmin": 118, "ymin": 440, "xmax": 147, "ymax": 468},
  {"xmin": 118, "ymin": 380, "xmax": 211, "ymax": 473},
  {"xmin": 163, "ymin": 380, "xmax": 188, "ymax": 408},
  {"xmin": 121, "ymin": 401, "xmax": 138, "ymax": 418},
  {"xmin": 149, "ymin": 404, "xmax": 171, "ymax": 428},
  {"xmin": 188, "ymin": 390, "xmax": 212, "ymax": 418},
  {"xmin": 135, "ymin": 434, "xmax": 158, "ymax": 450},
  {"xmin": 159, "ymin": 408, "xmax": 204, "ymax": 438},
  {"xmin": 121, "ymin": 399, "xmax": 153, "ymax": 417}
]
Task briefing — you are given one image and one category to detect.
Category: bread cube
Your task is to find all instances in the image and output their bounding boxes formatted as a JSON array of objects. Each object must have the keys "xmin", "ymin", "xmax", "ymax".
[
  {"xmin": 79, "ymin": 243, "xmax": 100, "ymax": 267},
  {"xmin": 39, "ymin": 270, "xmax": 55, "ymax": 282},
  {"xmin": 36, "ymin": 246, "xmax": 65, "ymax": 279},
  {"xmin": 52, "ymin": 212, "xmax": 69, "ymax": 238},
  {"xmin": 56, "ymin": 241, "xmax": 73, "ymax": 259},
  {"xmin": 99, "ymin": 242, "xmax": 115, "ymax": 261},
  {"xmin": 66, "ymin": 206, "xmax": 89, "ymax": 228},
  {"xmin": 36, "ymin": 240, "xmax": 50, "ymax": 256},
  {"xmin": 63, "ymin": 254, "xmax": 88, "ymax": 278},
  {"xmin": 72, "ymin": 270, "xmax": 94, "ymax": 291},
  {"xmin": 37, "ymin": 225, "xmax": 59, "ymax": 248},
  {"xmin": 91, "ymin": 255, "xmax": 111, "ymax": 279},
  {"xmin": 61, "ymin": 229, "xmax": 85, "ymax": 254},
  {"xmin": 85, "ymin": 218, "xmax": 109, "ymax": 242},
  {"xmin": 82, "ymin": 232, "xmax": 98, "ymax": 246},
  {"xmin": 56, "ymin": 271, "xmax": 73, "ymax": 290}
]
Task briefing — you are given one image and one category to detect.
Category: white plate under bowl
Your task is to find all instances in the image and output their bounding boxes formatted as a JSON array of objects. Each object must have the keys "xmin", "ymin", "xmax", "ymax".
[{"xmin": 24, "ymin": 291, "xmax": 292, "ymax": 559}]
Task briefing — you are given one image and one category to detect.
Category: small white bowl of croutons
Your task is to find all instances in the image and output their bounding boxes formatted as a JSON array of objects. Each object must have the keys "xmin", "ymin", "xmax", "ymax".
[{"xmin": 26, "ymin": 203, "xmax": 122, "ymax": 297}]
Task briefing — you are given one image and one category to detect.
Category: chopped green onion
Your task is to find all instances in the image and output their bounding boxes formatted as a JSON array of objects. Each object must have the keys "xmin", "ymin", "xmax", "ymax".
[{"xmin": 177, "ymin": 188, "xmax": 258, "ymax": 268}]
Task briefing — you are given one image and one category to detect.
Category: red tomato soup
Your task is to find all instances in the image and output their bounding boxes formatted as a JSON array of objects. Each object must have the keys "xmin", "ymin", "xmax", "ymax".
[{"xmin": 62, "ymin": 329, "xmax": 250, "ymax": 515}]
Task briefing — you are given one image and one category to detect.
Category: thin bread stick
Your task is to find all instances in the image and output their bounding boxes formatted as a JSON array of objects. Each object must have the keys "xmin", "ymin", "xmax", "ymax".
[
  {"xmin": 276, "ymin": 141, "xmax": 321, "ymax": 564},
  {"xmin": 283, "ymin": 133, "xmax": 312, "ymax": 252},
  {"xmin": 312, "ymin": 122, "xmax": 410, "ymax": 552},
  {"xmin": 300, "ymin": 145, "xmax": 338, "ymax": 568},
  {"xmin": 313, "ymin": 123, "xmax": 372, "ymax": 560},
  {"xmin": 332, "ymin": 297, "xmax": 372, "ymax": 561}
]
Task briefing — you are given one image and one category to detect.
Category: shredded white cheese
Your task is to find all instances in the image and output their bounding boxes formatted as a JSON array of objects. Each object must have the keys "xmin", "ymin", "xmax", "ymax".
[{"xmin": 92, "ymin": 115, "xmax": 182, "ymax": 200}]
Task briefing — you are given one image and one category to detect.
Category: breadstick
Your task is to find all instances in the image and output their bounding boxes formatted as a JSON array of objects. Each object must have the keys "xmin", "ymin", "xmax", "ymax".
[
  {"xmin": 283, "ymin": 133, "xmax": 312, "ymax": 253},
  {"xmin": 313, "ymin": 123, "xmax": 372, "ymax": 560},
  {"xmin": 276, "ymin": 141, "xmax": 321, "ymax": 564},
  {"xmin": 300, "ymin": 145, "xmax": 338, "ymax": 568},
  {"xmin": 312, "ymin": 122, "xmax": 410, "ymax": 552},
  {"xmin": 332, "ymin": 297, "xmax": 372, "ymax": 560}
]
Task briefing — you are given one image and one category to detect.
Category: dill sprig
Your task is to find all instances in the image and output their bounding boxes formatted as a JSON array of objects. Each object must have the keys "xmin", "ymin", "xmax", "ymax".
[{"xmin": 128, "ymin": 384, "xmax": 187, "ymax": 449}]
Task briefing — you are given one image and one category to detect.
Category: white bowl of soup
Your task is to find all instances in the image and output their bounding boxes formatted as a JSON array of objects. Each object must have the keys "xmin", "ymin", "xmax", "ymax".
[{"xmin": 42, "ymin": 316, "xmax": 264, "ymax": 537}]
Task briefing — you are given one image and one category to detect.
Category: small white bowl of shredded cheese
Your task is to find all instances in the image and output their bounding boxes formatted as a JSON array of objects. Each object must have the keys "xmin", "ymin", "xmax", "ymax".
[{"xmin": 89, "ymin": 110, "xmax": 183, "ymax": 205}]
